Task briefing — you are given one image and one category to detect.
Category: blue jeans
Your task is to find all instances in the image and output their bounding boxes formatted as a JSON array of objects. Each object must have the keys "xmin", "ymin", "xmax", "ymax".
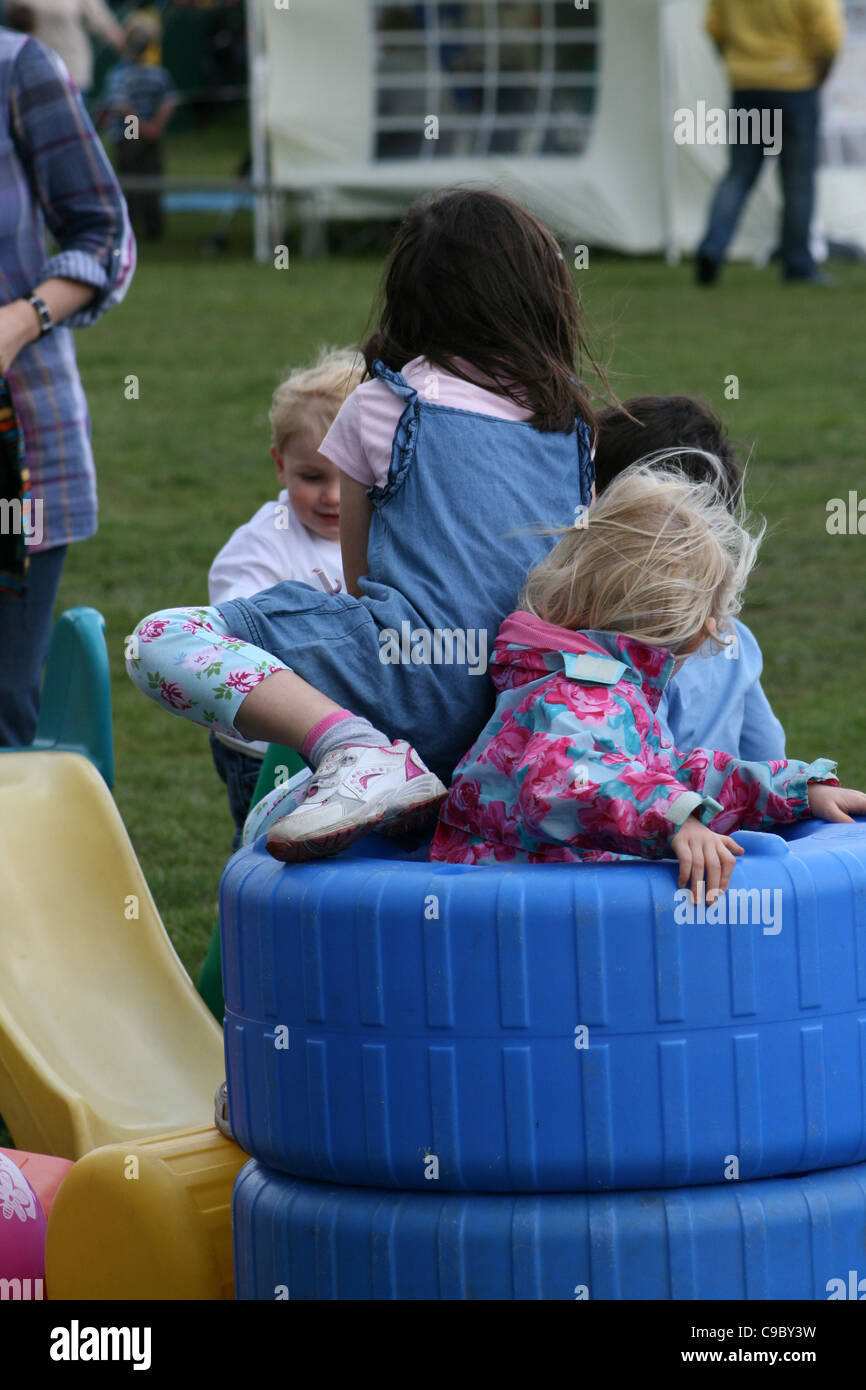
[
  {"xmin": 0, "ymin": 544, "xmax": 67, "ymax": 747},
  {"xmin": 699, "ymin": 88, "xmax": 820, "ymax": 280}
]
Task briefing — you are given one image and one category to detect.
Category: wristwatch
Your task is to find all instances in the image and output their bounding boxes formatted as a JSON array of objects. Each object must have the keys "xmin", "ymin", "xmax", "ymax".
[{"xmin": 26, "ymin": 293, "xmax": 53, "ymax": 337}]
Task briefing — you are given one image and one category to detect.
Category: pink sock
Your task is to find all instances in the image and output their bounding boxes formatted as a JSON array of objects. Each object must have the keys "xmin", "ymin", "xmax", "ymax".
[{"xmin": 301, "ymin": 710, "xmax": 389, "ymax": 766}]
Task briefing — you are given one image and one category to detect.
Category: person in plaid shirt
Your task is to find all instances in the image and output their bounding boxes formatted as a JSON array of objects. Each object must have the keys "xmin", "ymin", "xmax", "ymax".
[{"xmin": 0, "ymin": 27, "xmax": 135, "ymax": 745}]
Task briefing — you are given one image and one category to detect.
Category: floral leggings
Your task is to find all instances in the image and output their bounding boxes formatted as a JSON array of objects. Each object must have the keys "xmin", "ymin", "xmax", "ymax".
[
  {"xmin": 126, "ymin": 605, "xmax": 288, "ymax": 744},
  {"xmin": 127, "ymin": 606, "xmax": 309, "ymax": 843}
]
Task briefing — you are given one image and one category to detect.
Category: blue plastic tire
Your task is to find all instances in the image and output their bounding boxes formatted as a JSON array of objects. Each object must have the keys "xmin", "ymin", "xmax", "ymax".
[
  {"xmin": 221, "ymin": 819, "xmax": 866, "ymax": 1191},
  {"xmin": 233, "ymin": 1157, "xmax": 866, "ymax": 1301}
]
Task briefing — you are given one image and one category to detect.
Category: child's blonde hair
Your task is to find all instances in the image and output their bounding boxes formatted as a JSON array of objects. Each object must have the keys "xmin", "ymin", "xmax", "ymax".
[
  {"xmin": 520, "ymin": 453, "xmax": 765, "ymax": 655},
  {"xmin": 269, "ymin": 348, "xmax": 363, "ymax": 457},
  {"xmin": 122, "ymin": 12, "xmax": 160, "ymax": 60}
]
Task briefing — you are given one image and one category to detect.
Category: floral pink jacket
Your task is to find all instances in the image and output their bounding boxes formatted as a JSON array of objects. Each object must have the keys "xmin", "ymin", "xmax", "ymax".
[{"xmin": 429, "ymin": 612, "xmax": 838, "ymax": 865}]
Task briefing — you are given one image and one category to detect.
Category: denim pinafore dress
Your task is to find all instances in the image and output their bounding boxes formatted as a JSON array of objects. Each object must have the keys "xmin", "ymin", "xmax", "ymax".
[{"xmin": 217, "ymin": 361, "xmax": 594, "ymax": 782}]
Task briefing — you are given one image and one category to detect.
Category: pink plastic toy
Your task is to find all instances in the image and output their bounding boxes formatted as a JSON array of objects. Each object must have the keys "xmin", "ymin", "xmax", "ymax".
[
  {"xmin": 0, "ymin": 1149, "xmax": 46, "ymax": 1297},
  {"xmin": 0, "ymin": 1147, "xmax": 73, "ymax": 1221}
]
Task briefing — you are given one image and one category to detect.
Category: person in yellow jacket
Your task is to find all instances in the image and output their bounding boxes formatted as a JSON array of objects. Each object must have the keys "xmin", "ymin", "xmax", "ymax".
[{"xmin": 696, "ymin": 0, "xmax": 846, "ymax": 285}]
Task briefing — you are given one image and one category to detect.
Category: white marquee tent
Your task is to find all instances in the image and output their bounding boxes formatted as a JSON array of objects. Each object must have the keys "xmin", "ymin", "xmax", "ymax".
[{"xmin": 245, "ymin": 0, "xmax": 866, "ymax": 263}]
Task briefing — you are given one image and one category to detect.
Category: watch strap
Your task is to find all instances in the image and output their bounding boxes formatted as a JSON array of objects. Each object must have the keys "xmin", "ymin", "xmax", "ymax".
[{"xmin": 27, "ymin": 294, "xmax": 53, "ymax": 336}]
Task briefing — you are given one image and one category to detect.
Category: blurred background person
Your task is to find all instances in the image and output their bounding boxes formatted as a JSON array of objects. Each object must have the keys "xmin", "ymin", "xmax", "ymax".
[
  {"xmin": 696, "ymin": 0, "xmax": 846, "ymax": 286},
  {"xmin": 105, "ymin": 12, "xmax": 177, "ymax": 241},
  {"xmin": 13, "ymin": 0, "xmax": 123, "ymax": 91}
]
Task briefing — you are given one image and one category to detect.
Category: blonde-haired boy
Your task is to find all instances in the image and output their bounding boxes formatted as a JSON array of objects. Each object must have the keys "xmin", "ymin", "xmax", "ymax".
[
  {"xmin": 209, "ymin": 348, "xmax": 362, "ymax": 606},
  {"xmin": 208, "ymin": 347, "xmax": 363, "ymax": 842}
]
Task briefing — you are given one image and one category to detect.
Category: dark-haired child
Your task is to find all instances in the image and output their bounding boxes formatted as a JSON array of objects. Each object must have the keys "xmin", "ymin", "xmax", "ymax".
[
  {"xmin": 128, "ymin": 187, "xmax": 602, "ymax": 860},
  {"xmin": 594, "ymin": 395, "xmax": 785, "ymax": 762}
]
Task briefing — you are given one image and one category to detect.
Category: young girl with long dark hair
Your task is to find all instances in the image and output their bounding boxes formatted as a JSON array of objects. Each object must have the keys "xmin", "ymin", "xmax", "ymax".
[{"xmin": 127, "ymin": 188, "xmax": 601, "ymax": 860}]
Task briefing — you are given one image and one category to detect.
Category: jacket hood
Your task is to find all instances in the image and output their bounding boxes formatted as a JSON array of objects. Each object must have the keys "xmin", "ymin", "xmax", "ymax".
[{"xmin": 491, "ymin": 611, "xmax": 676, "ymax": 711}]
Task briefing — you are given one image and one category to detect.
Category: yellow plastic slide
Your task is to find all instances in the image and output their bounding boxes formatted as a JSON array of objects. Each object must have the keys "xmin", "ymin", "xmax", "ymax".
[{"xmin": 0, "ymin": 753, "xmax": 225, "ymax": 1159}]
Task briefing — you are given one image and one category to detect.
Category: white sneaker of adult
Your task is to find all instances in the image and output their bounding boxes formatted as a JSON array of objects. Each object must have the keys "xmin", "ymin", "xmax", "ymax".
[{"xmin": 265, "ymin": 740, "xmax": 447, "ymax": 862}]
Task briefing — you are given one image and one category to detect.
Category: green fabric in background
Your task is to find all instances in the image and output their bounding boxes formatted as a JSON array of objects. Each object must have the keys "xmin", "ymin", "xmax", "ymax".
[{"xmin": 198, "ymin": 743, "xmax": 307, "ymax": 1023}]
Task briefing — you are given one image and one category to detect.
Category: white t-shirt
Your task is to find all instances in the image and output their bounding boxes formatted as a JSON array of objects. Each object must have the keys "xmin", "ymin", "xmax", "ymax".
[
  {"xmin": 208, "ymin": 489, "xmax": 344, "ymax": 607},
  {"xmin": 208, "ymin": 490, "xmax": 345, "ymax": 758}
]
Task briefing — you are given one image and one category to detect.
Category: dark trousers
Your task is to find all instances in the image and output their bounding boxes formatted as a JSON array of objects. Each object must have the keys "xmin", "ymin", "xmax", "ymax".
[
  {"xmin": 114, "ymin": 136, "xmax": 165, "ymax": 241},
  {"xmin": 0, "ymin": 545, "xmax": 67, "ymax": 746},
  {"xmin": 209, "ymin": 732, "xmax": 264, "ymax": 850},
  {"xmin": 698, "ymin": 88, "xmax": 820, "ymax": 280}
]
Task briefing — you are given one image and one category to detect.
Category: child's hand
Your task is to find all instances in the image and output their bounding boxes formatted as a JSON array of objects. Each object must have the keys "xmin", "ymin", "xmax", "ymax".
[
  {"xmin": 670, "ymin": 816, "xmax": 744, "ymax": 903},
  {"xmin": 807, "ymin": 784, "xmax": 866, "ymax": 823}
]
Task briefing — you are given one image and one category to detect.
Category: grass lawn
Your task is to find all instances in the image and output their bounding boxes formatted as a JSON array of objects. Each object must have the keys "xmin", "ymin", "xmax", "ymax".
[{"xmin": 53, "ymin": 231, "xmax": 866, "ymax": 990}]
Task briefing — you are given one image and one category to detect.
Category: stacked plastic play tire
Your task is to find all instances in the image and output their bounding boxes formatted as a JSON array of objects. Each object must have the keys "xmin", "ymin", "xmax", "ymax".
[
  {"xmin": 223, "ymin": 818, "xmax": 866, "ymax": 1300},
  {"xmin": 233, "ymin": 1159, "xmax": 866, "ymax": 1301}
]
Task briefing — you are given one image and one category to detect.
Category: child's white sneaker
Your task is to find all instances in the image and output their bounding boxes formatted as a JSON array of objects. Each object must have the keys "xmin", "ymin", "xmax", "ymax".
[
  {"xmin": 265, "ymin": 741, "xmax": 447, "ymax": 862},
  {"xmin": 241, "ymin": 768, "xmax": 313, "ymax": 847}
]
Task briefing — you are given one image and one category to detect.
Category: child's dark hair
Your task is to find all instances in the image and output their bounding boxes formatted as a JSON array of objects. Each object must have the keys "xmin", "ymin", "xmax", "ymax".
[
  {"xmin": 594, "ymin": 396, "xmax": 742, "ymax": 506},
  {"xmin": 361, "ymin": 187, "xmax": 605, "ymax": 437},
  {"xmin": 4, "ymin": 3, "xmax": 35, "ymax": 31}
]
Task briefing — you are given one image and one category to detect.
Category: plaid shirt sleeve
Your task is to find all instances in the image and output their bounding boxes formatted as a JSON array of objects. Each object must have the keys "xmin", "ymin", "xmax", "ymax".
[{"xmin": 9, "ymin": 38, "xmax": 136, "ymax": 327}]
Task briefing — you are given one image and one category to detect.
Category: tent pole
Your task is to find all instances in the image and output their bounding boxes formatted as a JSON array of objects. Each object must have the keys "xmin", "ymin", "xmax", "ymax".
[
  {"xmin": 246, "ymin": 0, "xmax": 270, "ymax": 264},
  {"xmin": 658, "ymin": 0, "xmax": 680, "ymax": 266}
]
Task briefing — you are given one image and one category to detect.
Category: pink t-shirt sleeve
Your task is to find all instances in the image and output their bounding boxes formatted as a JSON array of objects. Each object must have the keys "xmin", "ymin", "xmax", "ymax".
[
  {"xmin": 319, "ymin": 389, "xmax": 373, "ymax": 486},
  {"xmin": 319, "ymin": 362, "xmax": 538, "ymax": 494},
  {"xmin": 319, "ymin": 380, "xmax": 403, "ymax": 491}
]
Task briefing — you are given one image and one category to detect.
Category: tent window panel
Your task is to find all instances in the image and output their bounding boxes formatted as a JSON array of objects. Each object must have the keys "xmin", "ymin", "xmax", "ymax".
[
  {"xmin": 539, "ymin": 130, "xmax": 589, "ymax": 156},
  {"xmin": 554, "ymin": 42, "xmax": 597, "ymax": 74},
  {"xmin": 444, "ymin": 2, "xmax": 487, "ymax": 24},
  {"xmin": 378, "ymin": 42, "xmax": 427, "ymax": 74},
  {"xmin": 377, "ymin": 87, "xmax": 433, "ymax": 118},
  {"xmin": 372, "ymin": 0, "xmax": 600, "ymax": 162},
  {"xmin": 452, "ymin": 86, "xmax": 486, "ymax": 114},
  {"xmin": 551, "ymin": 84, "xmax": 594, "ymax": 118},
  {"xmin": 377, "ymin": 132, "xmax": 432, "ymax": 161},
  {"xmin": 430, "ymin": 131, "xmax": 471, "ymax": 155},
  {"xmin": 496, "ymin": 2, "xmax": 543, "ymax": 25},
  {"xmin": 540, "ymin": 118, "xmax": 593, "ymax": 155},
  {"xmin": 499, "ymin": 41, "xmax": 541, "ymax": 70},
  {"xmin": 489, "ymin": 126, "xmax": 534, "ymax": 154},
  {"xmin": 495, "ymin": 84, "xmax": 539, "ymax": 116},
  {"xmin": 375, "ymin": 4, "xmax": 426, "ymax": 31},
  {"xmin": 554, "ymin": 0, "xmax": 595, "ymax": 29},
  {"xmin": 442, "ymin": 42, "xmax": 487, "ymax": 71},
  {"xmin": 820, "ymin": 0, "xmax": 866, "ymax": 166}
]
